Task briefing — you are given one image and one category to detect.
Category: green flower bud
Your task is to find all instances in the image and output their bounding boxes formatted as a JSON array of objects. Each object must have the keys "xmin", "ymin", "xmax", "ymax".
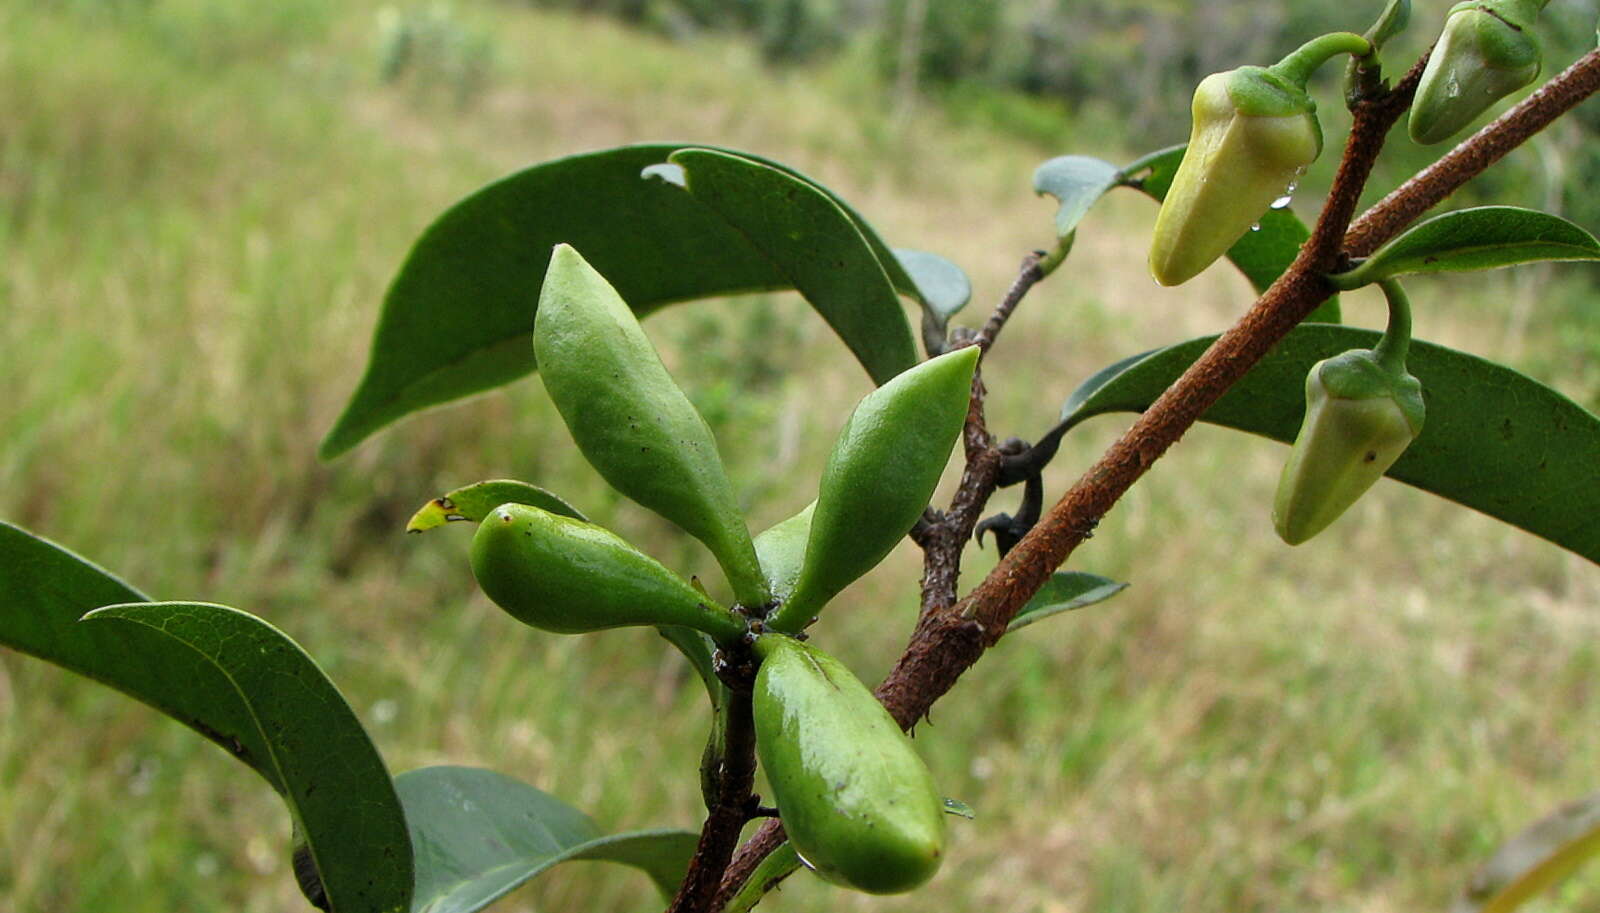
[
  {"xmin": 764, "ymin": 346, "xmax": 978, "ymax": 633},
  {"xmin": 534, "ymin": 244, "xmax": 770, "ymax": 609},
  {"xmin": 470, "ymin": 503, "xmax": 748, "ymax": 640},
  {"xmin": 752, "ymin": 634, "xmax": 945, "ymax": 894},
  {"xmin": 1409, "ymin": 1, "xmax": 1542, "ymax": 145},
  {"xmin": 1273, "ymin": 350, "xmax": 1425, "ymax": 545}
]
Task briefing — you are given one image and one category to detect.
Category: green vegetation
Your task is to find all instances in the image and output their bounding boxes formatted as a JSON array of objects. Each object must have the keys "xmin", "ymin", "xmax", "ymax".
[{"xmin": 2, "ymin": 1, "xmax": 1598, "ymax": 911}]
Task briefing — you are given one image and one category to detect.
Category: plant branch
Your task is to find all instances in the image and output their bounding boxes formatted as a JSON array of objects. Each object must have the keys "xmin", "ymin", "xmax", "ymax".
[
  {"xmin": 706, "ymin": 43, "xmax": 1600, "ymax": 910},
  {"xmin": 974, "ymin": 251, "xmax": 1047, "ymax": 353},
  {"xmin": 871, "ymin": 54, "xmax": 1425, "ymax": 730},
  {"xmin": 668, "ymin": 646, "xmax": 761, "ymax": 913},
  {"xmin": 1346, "ymin": 47, "xmax": 1600, "ymax": 257}
]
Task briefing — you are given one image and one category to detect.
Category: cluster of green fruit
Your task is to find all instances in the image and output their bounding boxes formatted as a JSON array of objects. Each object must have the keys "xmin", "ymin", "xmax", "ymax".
[{"xmin": 459, "ymin": 244, "xmax": 978, "ymax": 894}]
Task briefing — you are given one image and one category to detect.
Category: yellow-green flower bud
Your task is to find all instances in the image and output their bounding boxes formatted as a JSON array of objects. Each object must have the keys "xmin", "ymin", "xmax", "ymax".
[
  {"xmin": 1148, "ymin": 33, "xmax": 1369, "ymax": 287},
  {"xmin": 1273, "ymin": 350, "xmax": 1425, "ymax": 544},
  {"xmin": 1409, "ymin": 1, "xmax": 1542, "ymax": 145}
]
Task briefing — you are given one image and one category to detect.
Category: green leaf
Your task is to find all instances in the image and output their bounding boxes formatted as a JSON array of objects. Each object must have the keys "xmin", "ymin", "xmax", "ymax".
[
  {"xmin": 1033, "ymin": 155, "xmax": 1122, "ymax": 239},
  {"xmin": 397, "ymin": 766, "xmax": 697, "ymax": 913},
  {"xmin": 0, "ymin": 523, "xmax": 411, "ymax": 913},
  {"xmin": 668, "ymin": 147, "xmax": 919, "ymax": 385},
  {"xmin": 81, "ymin": 599, "xmax": 411, "ymax": 913},
  {"xmin": 1007, "ymin": 572, "xmax": 1130, "ymax": 632},
  {"xmin": 1331, "ymin": 206, "xmax": 1600, "ymax": 288},
  {"xmin": 1056, "ymin": 325, "xmax": 1600, "ymax": 562},
  {"xmin": 321, "ymin": 144, "xmax": 921, "ymax": 459},
  {"xmin": 1124, "ymin": 145, "xmax": 1340, "ymax": 323},
  {"xmin": 1454, "ymin": 792, "xmax": 1600, "ymax": 913},
  {"xmin": 895, "ymin": 248, "xmax": 972, "ymax": 355},
  {"xmin": 406, "ymin": 479, "xmax": 585, "ymax": 532}
]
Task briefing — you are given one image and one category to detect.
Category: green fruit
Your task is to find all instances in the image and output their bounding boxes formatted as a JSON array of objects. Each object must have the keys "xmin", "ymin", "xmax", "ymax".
[
  {"xmin": 534, "ymin": 244, "xmax": 769, "ymax": 609},
  {"xmin": 753, "ymin": 501, "xmax": 815, "ymax": 602},
  {"xmin": 765, "ymin": 346, "xmax": 978, "ymax": 633},
  {"xmin": 1273, "ymin": 349, "xmax": 1425, "ymax": 544},
  {"xmin": 470, "ymin": 503, "xmax": 747, "ymax": 640},
  {"xmin": 752, "ymin": 634, "xmax": 945, "ymax": 894},
  {"xmin": 1409, "ymin": 0, "xmax": 1542, "ymax": 145},
  {"xmin": 1148, "ymin": 67, "xmax": 1322, "ymax": 287}
]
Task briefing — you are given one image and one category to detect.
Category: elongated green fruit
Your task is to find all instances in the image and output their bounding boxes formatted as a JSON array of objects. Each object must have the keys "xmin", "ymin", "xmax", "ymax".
[
  {"xmin": 752, "ymin": 634, "xmax": 945, "ymax": 894},
  {"xmin": 534, "ymin": 244, "xmax": 770, "ymax": 609},
  {"xmin": 766, "ymin": 346, "xmax": 978, "ymax": 632},
  {"xmin": 470, "ymin": 503, "xmax": 747, "ymax": 640},
  {"xmin": 1409, "ymin": 0, "xmax": 1542, "ymax": 145},
  {"xmin": 1149, "ymin": 33, "xmax": 1370, "ymax": 286}
]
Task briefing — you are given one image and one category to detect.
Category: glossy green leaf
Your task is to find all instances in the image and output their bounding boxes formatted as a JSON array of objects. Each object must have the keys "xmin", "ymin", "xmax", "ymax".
[
  {"xmin": 1454, "ymin": 792, "xmax": 1600, "ymax": 913},
  {"xmin": 321, "ymin": 144, "xmax": 921, "ymax": 459},
  {"xmin": 406, "ymin": 479, "xmax": 585, "ymax": 532},
  {"xmin": 668, "ymin": 148, "xmax": 919, "ymax": 384},
  {"xmin": 1057, "ymin": 325, "xmax": 1600, "ymax": 562},
  {"xmin": 1007, "ymin": 572, "xmax": 1130, "ymax": 632},
  {"xmin": 1033, "ymin": 155, "xmax": 1122, "ymax": 239},
  {"xmin": 0, "ymin": 523, "xmax": 413, "ymax": 913},
  {"xmin": 1124, "ymin": 145, "xmax": 1340, "ymax": 323},
  {"xmin": 1332, "ymin": 206, "xmax": 1600, "ymax": 288},
  {"xmin": 397, "ymin": 766, "xmax": 697, "ymax": 913},
  {"xmin": 83, "ymin": 599, "xmax": 411, "ymax": 913},
  {"xmin": 895, "ymin": 248, "xmax": 972, "ymax": 355}
]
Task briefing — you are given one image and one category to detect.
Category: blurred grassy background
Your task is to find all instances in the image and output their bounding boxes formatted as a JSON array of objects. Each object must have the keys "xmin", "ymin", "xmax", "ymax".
[{"xmin": 2, "ymin": 0, "xmax": 1599, "ymax": 911}]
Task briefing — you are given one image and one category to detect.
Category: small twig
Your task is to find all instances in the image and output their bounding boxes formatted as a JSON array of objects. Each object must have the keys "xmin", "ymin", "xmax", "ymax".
[
  {"xmin": 667, "ymin": 646, "xmax": 761, "ymax": 913},
  {"xmin": 973, "ymin": 251, "xmax": 1046, "ymax": 354}
]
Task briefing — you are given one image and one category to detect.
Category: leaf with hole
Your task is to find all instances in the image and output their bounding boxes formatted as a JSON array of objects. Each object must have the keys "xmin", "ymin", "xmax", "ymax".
[
  {"xmin": 397, "ymin": 766, "xmax": 697, "ymax": 913},
  {"xmin": 1008, "ymin": 572, "xmax": 1130, "ymax": 632},
  {"xmin": 321, "ymin": 144, "xmax": 923, "ymax": 458},
  {"xmin": 1124, "ymin": 144, "xmax": 1340, "ymax": 322},
  {"xmin": 1331, "ymin": 206, "xmax": 1600, "ymax": 288},
  {"xmin": 1056, "ymin": 325, "xmax": 1600, "ymax": 563},
  {"xmin": 0, "ymin": 523, "xmax": 412, "ymax": 913}
]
